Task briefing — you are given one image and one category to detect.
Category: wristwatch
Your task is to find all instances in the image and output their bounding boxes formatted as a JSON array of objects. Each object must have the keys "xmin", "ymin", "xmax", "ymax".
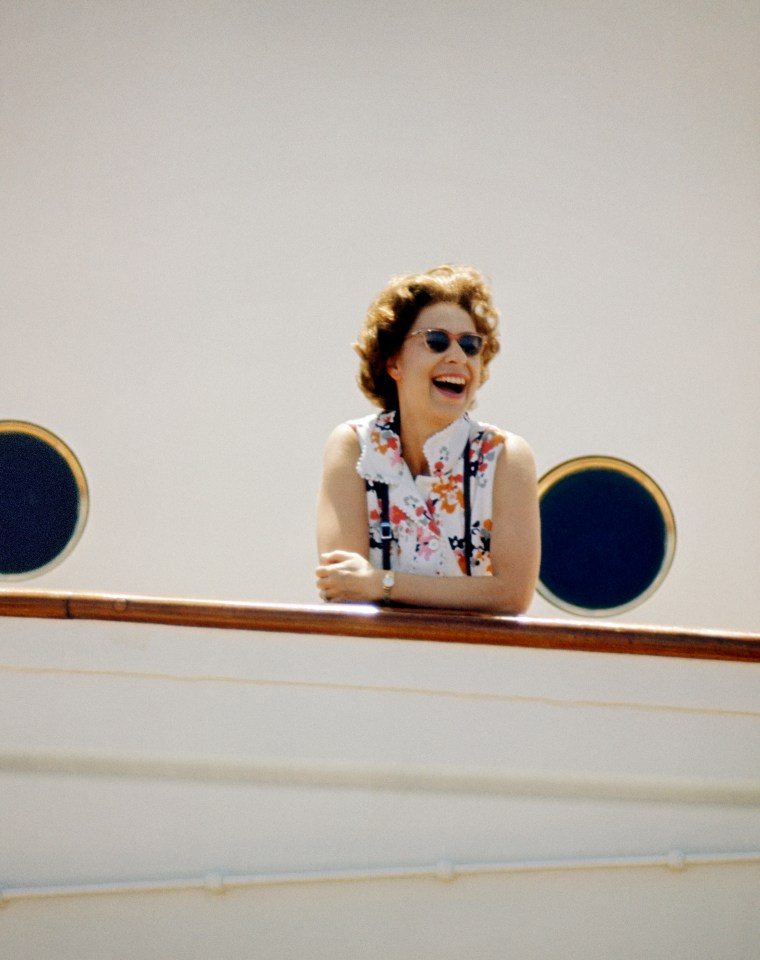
[{"xmin": 382, "ymin": 570, "xmax": 395, "ymax": 606}]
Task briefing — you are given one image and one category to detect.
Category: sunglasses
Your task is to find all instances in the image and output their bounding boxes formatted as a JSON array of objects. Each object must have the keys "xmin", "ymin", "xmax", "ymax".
[{"xmin": 405, "ymin": 328, "xmax": 487, "ymax": 358}]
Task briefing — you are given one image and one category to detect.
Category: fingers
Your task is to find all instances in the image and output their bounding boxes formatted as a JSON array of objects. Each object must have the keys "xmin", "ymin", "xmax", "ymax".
[
  {"xmin": 316, "ymin": 551, "xmax": 361, "ymax": 587},
  {"xmin": 315, "ymin": 553, "xmax": 344, "ymax": 597},
  {"xmin": 315, "ymin": 562, "xmax": 337, "ymax": 602},
  {"xmin": 320, "ymin": 550, "xmax": 355, "ymax": 564},
  {"xmin": 316, "ymin": 568, "xmax": 329, "ymax": 602},
  {"xmin": 315, "ymin": 553, "xmax": 371, "ymax": 603}
]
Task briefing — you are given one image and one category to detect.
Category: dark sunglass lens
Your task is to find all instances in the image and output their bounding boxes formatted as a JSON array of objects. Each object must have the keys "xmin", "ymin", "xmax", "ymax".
[
  {"xmin": 424, "ymin": 330, "xmax": 450, "ymax": 352},
  {"xmin": 459, "ymin": 335, "xmax": 483, "ymax": 357}
]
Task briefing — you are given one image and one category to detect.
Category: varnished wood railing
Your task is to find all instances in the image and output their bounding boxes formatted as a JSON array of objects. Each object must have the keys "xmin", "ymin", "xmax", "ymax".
[{"xmin": 0, "ymin": 590, "xmax": 759, "ymax": 663}]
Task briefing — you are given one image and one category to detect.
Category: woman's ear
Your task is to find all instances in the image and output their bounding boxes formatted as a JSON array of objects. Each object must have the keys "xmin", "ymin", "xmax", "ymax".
[{"xmin": 386, "ymin": 354, "xmax": 401, "ymax": 382}]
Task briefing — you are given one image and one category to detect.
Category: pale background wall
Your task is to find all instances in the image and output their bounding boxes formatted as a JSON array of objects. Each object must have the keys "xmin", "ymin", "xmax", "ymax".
[{"xmin": 1, "ymin": 0, "xmax": 757, "ymax": 631}]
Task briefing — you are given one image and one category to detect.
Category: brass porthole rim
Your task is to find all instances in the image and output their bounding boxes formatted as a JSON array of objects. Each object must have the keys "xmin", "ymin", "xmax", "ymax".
[
  {"xmin": 536, "ymin": 455, "xmax": 677, "ymax": 617},
  {"xmin": 0, "ymin": 420, "xmax": 90, "ymax": 580}
]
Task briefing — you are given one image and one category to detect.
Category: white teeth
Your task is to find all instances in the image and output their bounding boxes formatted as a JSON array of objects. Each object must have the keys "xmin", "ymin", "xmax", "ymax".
[{"xmin": 435, "ymin": 375, "xmax": 466, "ymax": 385}]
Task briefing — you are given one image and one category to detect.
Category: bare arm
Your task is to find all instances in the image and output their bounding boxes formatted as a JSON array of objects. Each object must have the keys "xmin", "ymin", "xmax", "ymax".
[
  {"xmin": 316, "ymin": 430, "xmax": 541, "ymax": 615},
  {"xmin": 316, "ymin": 423, "xmax": 370, "ymax": 557}
]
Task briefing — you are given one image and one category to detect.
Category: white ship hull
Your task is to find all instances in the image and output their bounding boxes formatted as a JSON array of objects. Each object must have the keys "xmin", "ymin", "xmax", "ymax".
[{"xmin": 2, "ymin": 599, "xmax": 758, "ymax": 959}]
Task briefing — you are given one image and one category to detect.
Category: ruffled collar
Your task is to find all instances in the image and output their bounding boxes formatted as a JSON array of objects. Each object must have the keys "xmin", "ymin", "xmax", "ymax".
[{"xmin": 357, "ymin": 411, "xmax": 471, "ymax": 485}]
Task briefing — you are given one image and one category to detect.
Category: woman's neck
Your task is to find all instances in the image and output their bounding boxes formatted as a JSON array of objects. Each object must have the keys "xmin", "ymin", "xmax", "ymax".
[{"xmin": 398, "ymin": 413, "xmax": 460, "ymax": 479}]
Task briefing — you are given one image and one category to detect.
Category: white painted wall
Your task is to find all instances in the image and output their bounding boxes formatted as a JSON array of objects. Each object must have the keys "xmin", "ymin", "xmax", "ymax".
[{"xmin": 2, "ymin": 0, "xmax": 758, "ymax": 630}]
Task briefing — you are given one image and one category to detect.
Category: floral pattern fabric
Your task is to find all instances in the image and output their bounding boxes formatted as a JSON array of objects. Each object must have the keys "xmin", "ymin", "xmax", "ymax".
[{"xmin": 351, "ymin": 411, "xmax": 507, "ymax": 576}]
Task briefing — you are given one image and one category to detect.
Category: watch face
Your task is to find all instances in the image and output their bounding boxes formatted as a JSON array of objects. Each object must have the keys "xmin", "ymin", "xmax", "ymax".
[{"xmin": 383, "ymin": 572, "xmax": 394, "ymax": 587}]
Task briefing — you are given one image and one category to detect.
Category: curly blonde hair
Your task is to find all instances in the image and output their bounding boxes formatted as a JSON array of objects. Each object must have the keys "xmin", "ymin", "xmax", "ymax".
[{"xmin": 354, "ymin": 264, "xmax": 501, "ymax": 410}]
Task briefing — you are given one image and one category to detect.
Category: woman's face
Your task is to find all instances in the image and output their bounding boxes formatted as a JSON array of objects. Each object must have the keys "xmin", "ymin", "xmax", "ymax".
[{"xmin": 387, "ymin": 301, "xmax": 482, "ymax": 426}]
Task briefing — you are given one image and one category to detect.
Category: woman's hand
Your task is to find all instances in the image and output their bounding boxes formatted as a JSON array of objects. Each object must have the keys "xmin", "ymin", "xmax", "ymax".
[{"xmin": 316, "ymin": 550, "xmax": 383, "ymax": 603}]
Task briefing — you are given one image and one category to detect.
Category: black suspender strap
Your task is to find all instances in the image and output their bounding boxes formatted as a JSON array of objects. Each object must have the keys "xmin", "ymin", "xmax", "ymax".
[
  {"xmin": 462, "ymin": 440, "xmax": 472, "ymax": 576},
  {"xmin": 376, "ymin": 482, "xmax": 393, "ymax": 571},
  {"xmin": 365, "ymin": 479, "xmax": 393, "ymax": 571}
]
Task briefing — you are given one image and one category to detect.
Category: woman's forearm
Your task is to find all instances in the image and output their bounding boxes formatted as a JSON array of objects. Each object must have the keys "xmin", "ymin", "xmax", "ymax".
[
  {"xmin": 316, "ymin": 550, "xmax": 534, "ymax": 614},
  {"xmin": 388, "ymin": 569, "xmax": 533, "ymax": 615}
]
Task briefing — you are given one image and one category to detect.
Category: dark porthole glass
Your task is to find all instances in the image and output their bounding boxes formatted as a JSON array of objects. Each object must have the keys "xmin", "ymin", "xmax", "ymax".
[
  {"xmin": 537, "ymin": 456, "xmax": 676, "ymax": 616},
  {"xmin": 0, "ymin": 421, "xmax": 89, "ymax": 579}
]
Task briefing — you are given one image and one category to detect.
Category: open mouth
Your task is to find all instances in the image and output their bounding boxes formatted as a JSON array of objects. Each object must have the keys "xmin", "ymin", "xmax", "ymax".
[{"xmin": 433, "ymin": 375, "xmax": 466, "ymax": 396}]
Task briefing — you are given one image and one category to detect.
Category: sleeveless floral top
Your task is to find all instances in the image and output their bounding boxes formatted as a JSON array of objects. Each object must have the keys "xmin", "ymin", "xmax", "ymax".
[{"xmin": 351, "ymin": 411, "xmax": 507, "ymax": 576}]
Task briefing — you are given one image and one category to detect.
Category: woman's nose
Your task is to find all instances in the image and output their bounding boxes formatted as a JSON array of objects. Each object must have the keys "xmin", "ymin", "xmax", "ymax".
[{"xmin": 447, "ymin": 337, "xmax": 468, "ymax": 359}]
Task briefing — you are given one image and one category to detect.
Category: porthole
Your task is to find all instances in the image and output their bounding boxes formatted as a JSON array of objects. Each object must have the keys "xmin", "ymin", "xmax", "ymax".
[
  {"xmin": 537, "ymin": 456, "xmax": 676, "ymax": 617},
  {"xmin": 0, "ymin": 421, "xmax": 89, "ymax": 579}
]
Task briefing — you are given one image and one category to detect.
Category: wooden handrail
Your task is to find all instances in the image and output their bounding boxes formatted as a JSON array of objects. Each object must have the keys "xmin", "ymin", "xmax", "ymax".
[{"xmin": 0, "ymin": 590, "xmax": 759, "ymax": 663}]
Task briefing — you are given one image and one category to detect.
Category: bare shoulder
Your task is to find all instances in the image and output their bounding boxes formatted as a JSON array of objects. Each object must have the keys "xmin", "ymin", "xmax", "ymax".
[
  {"xmin": 504, "ymin": 432, "xmax": 537, "ymax": 467},
  {"xmin": 322, "ymin": 421, "xmax": 361, "ymax": 468},
  {"xmin": 496, "ymin": 432, "xmax": 538, "ymax": 489}
]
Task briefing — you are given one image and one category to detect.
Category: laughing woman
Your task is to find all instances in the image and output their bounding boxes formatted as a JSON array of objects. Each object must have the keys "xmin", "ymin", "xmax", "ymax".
[{"xmin": 316, "ymin": 265, "xmax": 540, "ymax": 613}]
